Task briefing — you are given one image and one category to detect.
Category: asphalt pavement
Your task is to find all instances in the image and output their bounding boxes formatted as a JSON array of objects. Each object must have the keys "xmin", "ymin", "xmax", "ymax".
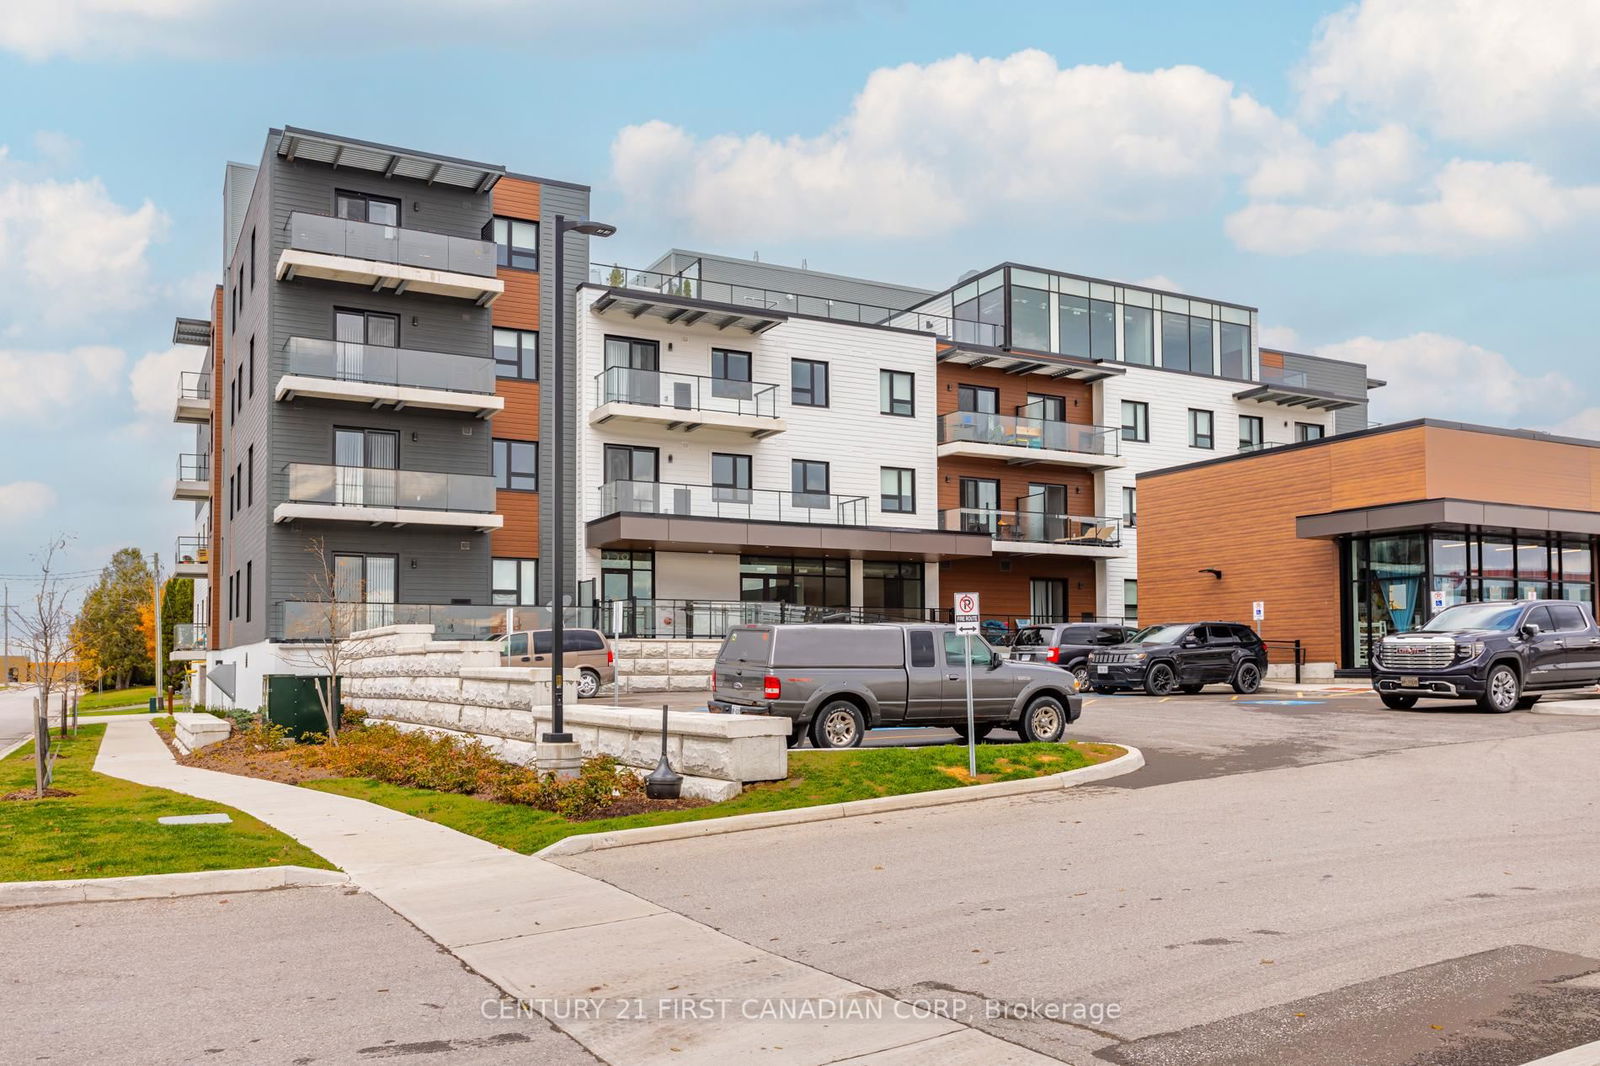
[
  {"xmin": 560, "ymin": 691, "xmax": 1600, "ymax": 1064},
  {"xmin": 0, "ymin": 686, "xmax": 40, "ymax": 752}
]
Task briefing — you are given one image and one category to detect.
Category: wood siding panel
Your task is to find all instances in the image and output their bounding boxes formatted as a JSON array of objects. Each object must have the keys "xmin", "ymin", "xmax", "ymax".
[
  {"xmin": 495, "ymin": 270, "xmax": 540, "ymax": 329},
  {"xmin": 935, "ymin": 456, "xmax": 1096, "ymax": 519},
  {"xmin": 492, "ymin": 491, "xmax": 540, "ymax": 557},
  {"xmin": 489, "ymin": 177, "xmax": 546, "ymax": 567},
  {"xmin": 940, "ymin": 556, "xmax": 1098, "ymax": 622},
  {"xmin": 491, "ymin": 177, "xmax": 541, "ymax": 224},
  {"xmin": 1424, "ymin": 428, "xmax": 1600, "ymax": 511},
  {"xmin": 934, "ymin": 363, "xmax": 1093, "ymax": 423},
  {"xmin": 494, "ymin": 379, "xmax": 540, "ymax": 439},
  {"xmin": 1327, "ymin": 426, "xmax": 1429, "ymax": 511}
]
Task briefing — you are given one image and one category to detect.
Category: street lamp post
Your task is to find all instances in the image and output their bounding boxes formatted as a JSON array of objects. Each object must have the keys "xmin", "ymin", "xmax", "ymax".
[{"xmin": 543, "ymin": 214, "xmax": 616, "ymax": 747}]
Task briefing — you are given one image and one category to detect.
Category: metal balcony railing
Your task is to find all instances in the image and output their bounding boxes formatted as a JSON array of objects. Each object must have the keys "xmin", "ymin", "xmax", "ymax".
[
  {"xmin": 285, "ymin": 212, "xmax": 497, "ymax": 278},
  {"xmin": 177, "ymin": 454, "xmax": 209, "ymax": 482},
  {"xmin": 1258, "ymin": 365, "xmax": 1312, "ymax": 388},
  {"xmin": 937, "ymin": 412, "xmax": 1121, "ymax": 457},
  {"xmin": 173, "ymin": 623, "xmax": 208, "ymax": 651},
  {"xmin": 281, "ymin": 464, "xmax": 496, "ymax": 513},
  {"xmin": 940, "ymin": 507, "xmax": 1123, "ymax": 548},
  {"xmin": 175, "ymin": 536, "xmax": 209, "ymax": 566},
  {"xmin": 283, "ymin": 337, "xmax": 495, "ymax": 395},
  {"xmin": 178, "ymin": 371, "xmax": 209, "ymax": 400},
  {"xmin": 595, "ymin": 366, "xmax": 780, "ymax": 418},
  {"xmin": 599, "ymin": 479, "xmax": 869, "ymax": 526}
]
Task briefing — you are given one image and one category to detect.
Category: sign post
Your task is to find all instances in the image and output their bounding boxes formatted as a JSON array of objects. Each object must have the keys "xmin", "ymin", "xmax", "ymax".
[
  {"xmin": 953, "ymin": 592, "xmax": 981, "ymax": 778},
  {"xmin": 1252, "ymin": 601, "xmax": 1265, "ymax": 623}
]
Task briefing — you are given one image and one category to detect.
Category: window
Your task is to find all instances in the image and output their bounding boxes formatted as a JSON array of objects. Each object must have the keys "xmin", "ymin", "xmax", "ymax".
[
  {"xmin": 228, "ymin": 379, "xmax": 235, "ymax": 426},
  {"xmin": 880, "ymin": 467, "xmax": 915, "ymax": 513},
  {"xmin": 880, "ymin": 370, "xmax": 914, "ymax": 417},
  {"xmin": 1031, "ymin": 578, "xmax": 1068, "ymax": 622},
  {"xmin": 603, "ymin": 444, "xmax": 659, "ymax": 484},
  {"xmin": 246, "ymin": 445, "xmax": 254, "ymax": 507},
  {"xmin": 1550, "ymin": 603, "xmax": 1587, "ymax": 632},
  {"xmin": 791, "ymin": 359, "xmax": 828, "ymax": 407},
  {"xmin": 1024, "ymin": 394, "xmax": 1066, "ymax": 421},
  {"xmin": 1220, "ymin": 322, "xmax": 1249, "ymax": 379},
  {"xmin": 493, "ymin": 329, "xmax": 538, "ymax": 380},
  {"xmin": 1296, "ymin": 422, "xmax": 1326, "ymax": 442},
  {"xmin": 245, "ymin": 561, "xmax": 252, "ymax": 623},
  {"xmin": 1122, "ymin": 486, "xmax": 1137, "ymax": 528},
  {"xmin": 1239, "ymin": 415, "xmax": 1264, "ymax": 451},
  {"xmin": 249, "ymin": 228, "xmax": 256, "ymax": 289},
  {"xmin": 1090, "ymin": 299, "xmax": 1116, "ymax": 361},
  {"xmin": 1123, "ymin": 579, "xmax": 1138, "ymax": 624},
  {"xmin": 909, "ymin": 629, "xmax": 936, "ymax": 668},
  {"xmin": 1122, "ymin": 306, "xmax": 1154, "ymax": 366},
  {"xmin": 1189, "ymin": 408, "xmax": 1214, "ymax": 449},
  {"xmin": 227, "ymin": 571, "xmax": 235, "ymax": 620},
  {"xmin": 234, "ymin": 462, "xmax": 242, "ymax": 512},
  {"xmin": 959, "ymin": 477, "xmax": 1000, "ymax": 534},
  {"xmin": 711, "ymin": 452, "xmax": 752, "ymax": 503},
  {"xmin": 1012, "ymin": 283, "xmax": 1050, "ymax": 351},
  {"xmin": 1161, "ymin": 311, "xmax": 1190, "ymax": 371},
  {"xmin": 493, "ymin": 439, "xmax": 538, "ymax": 491},
  {"xmin": 335, "ymin": 308, "xmax": 399, "ymax": 351},
  {"xmin": 248, "ymin": 336, "xmax": 255, "ymax": 397},
  {"xmin": 1121, "ymin": 400, "xmax": 1149, "ymax": 443},
  {"xmin": 490, "ymin": 217, "xmax": 539, "ymax": 270},
  {"xmin": 1188, "ymin": 316, "xmax": 1214, "ymax": 375},
  {"xmin": 336, "ymin": 190, "xmax": 400, "ymax": 226},
  {"xmin": 864, "ymin": 560, "xmax": 923, "ymax": 613},
  {"xmin": 492, "ymin": 558, "xmax": 539, "ymax": 606},
  {"xmin": 227, "ymin": 471, "xmax": 235, "ymax": 519},
  {"xmin": 957, "ymin": 384, "xmax": 999, "ymax": 413},
  {"xmin": 943, "ymin": 631, "xmax": 995, "ymax": 667},
  {"xmin": 711, "ymin": 349, "xmax": 753, "ymax": 400},
  {"xmin": 740, "ymin": 555, "xmax": 846, "ymax": 608},
  {"xmin": 791, "ymin": 460, "xmax": 830, "ymax": 508}
]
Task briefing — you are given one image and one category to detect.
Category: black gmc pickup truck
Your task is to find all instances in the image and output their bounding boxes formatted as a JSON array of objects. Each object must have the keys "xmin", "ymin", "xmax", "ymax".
[{"xmin": 1371, "ymin": 600, "xmax": 1600, "ymax": 712}]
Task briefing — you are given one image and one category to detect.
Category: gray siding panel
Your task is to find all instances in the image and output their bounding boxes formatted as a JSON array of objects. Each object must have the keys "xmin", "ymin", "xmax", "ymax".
[{"xmin": 538, "ymin": 182, "xmax": 592, "ymax": 604}]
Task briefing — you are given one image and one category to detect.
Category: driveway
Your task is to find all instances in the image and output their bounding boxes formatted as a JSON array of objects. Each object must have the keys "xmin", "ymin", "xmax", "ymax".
[{"xmin": 558, "ymin": 693, "xmax": 1600, "ymax": 1064}]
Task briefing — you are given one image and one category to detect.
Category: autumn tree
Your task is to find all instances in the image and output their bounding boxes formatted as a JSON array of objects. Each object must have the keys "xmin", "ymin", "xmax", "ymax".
[
  {"xmin": 159, "ymin": 577, "xmax": 194, "ymax": 693},
  {"xmin": 71, "ymin": 548, "xmax": 153, "ymax": 691}
]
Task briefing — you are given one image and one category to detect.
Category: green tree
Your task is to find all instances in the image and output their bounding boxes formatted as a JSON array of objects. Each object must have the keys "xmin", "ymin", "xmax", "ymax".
[
  {"xmin": 160, "ymin": 577, "xmax": 194, "ymax": 693},
  {"xmin": 71, "ymin": 548, "xmax": 153, "ymax": 691}
]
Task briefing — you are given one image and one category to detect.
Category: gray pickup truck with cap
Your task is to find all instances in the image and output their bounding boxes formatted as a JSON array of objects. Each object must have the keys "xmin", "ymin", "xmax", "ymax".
[{"xmin": 708, "ymin": 622, "xmax": 1083, "ymax": 748}]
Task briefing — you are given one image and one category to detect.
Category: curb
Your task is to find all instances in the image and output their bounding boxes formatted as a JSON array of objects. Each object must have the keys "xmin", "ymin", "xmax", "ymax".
[
  {"xmin": 0, "ymin": 865, "xmax": 350, "ymax": 909},
  {"xmin": 1515, "ymin": 1037, "xmax": 1600, "ymax": 1066},
  {"xmin": 537, "ymin": 745, "xmax": 1145, "ymax": 858},
  {"xmin": 1530, "ymin": 701, "xmax": 1600, "ymax": 717},
  {"xmin": 0, "ymin": 736, "xmax": 28, "ymax": 762}
]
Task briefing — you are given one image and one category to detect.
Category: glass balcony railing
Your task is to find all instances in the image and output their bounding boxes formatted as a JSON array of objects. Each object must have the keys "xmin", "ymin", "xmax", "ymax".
[
  {"xmin": 595, "ymin": 366, "xmax": 780, "ymax": 418},
  {"xmin": 1258, "ymin": 365, "xmax": 1311, "ymax": 388},
  {"xmin": 286, "ymin": 212, "xmax": 497, "ymax": 278},
  {"xmin": 275, "ymin": 602, "xmax": 585, "ymax": 642},
  {"xmin": 599, "ymin": 479, "xmax": 869, "ymax": 526},
  {"xmin": 177, "ymin": 371, "xmax": 209, "ymax": 401},
  {"xmin": 937, "ymin": 413, "xmax": 1121, "ymax": 457},
  {"xmin": 284, "ymin": 337, "xmax": 496, "ymax": 395},
  {"xmin": 940, "ymin": 508, "xmax": 1123, "ymax": 547},
  {"xmin": 177, "ymin": 454, "xmax": 209, "ymax": 482},
  {"xmin": 175, "ymin": 536, "xmax": 209, "ymax": 567},
  {"xmin": 173, "ymin": 623, "xmax": 208, "ymax": 651},
  {"xmin": 282, "ymin": 464, "xmax": 496, "ymax": 513}
]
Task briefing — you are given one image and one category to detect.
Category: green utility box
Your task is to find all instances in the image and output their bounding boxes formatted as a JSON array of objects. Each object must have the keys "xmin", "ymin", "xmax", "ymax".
[
  {"xmin": 148, "ymin": 696, "xmax": 160, "ymax": 713},
  {"xmin": 264, "ymin": 675, "xmax": 341, "ymax": 741}
]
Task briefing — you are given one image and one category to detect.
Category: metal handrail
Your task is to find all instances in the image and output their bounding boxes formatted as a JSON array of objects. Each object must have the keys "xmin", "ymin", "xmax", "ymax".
[
  {"xmin": 177, "ymin": 454, "xmax": 209, "ymax": 481},
  {"xmin": 599, "ymin": 479, "xmax": 869, "ymax": 526},
  {"xmin": 177, "ymin": 371, "xmax": 209, "ymax": 400},
  {"xmin": 938, "ymin": 412, "xmax": 1121, "ymax": 456},
  {"xmin": 175, "ymin": 536, "xmax": 209, "ymax": 565},
  {"xmin": 1260, "ymin": 638, "xmax": 1305, "ymax": 685},
  {"xmin": 939, "ymin": 507, "xmax": 1123, "ymax": 547},
  {"xmin": 173, "ymin": 623, "xmax": 208, "ymax": 651},
  {"xmin": 595, "ymin": 366, "xmax": 780, "ymax": 418}
]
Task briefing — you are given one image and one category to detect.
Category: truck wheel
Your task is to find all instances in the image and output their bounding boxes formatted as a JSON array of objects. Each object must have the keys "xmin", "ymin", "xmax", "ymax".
[
  {"xmin": 786, "ymin": 721, "xmax": 806, "ymax": 748},
  {"xmin": 1380, "ymin": 693, "xmax": 1418, "ymax": 710},
  {"xmin": 1144, "ymin": 663, "xmax": 1177, "ymax": 696},
  {"xmin": 953, "ymin": 723, "xmax": 994, "ymax": 743},
  {"xmin": 1231, "ymin": 662, "xmax": 1263, "ymax": 694},
  {"xmin": 810, "ymin": 701, "xmax": 866, "ymax": 748},
  {"xmin": 1019, "ymin": 696, "xmax": 1067, "ymax": 743},
  {"xmin": 1515, "ymin": 695, "xmax": 1541, "ymax": 710},
  {"xmin": 1478, "ymin": 664, "xmax": 1520, "ymax": 713}
]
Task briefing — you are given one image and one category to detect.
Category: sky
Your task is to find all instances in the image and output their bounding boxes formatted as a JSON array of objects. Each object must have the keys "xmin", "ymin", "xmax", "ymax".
[{"xmin": 0, "ymin": 0, "xmax": 1596, "ymax": 587}]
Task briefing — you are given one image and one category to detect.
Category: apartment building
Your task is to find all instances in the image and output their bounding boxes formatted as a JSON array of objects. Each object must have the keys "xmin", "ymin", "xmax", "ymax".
[{"xmin": 168, "ymin": 127, "xmax": 589, "ymax": 708}]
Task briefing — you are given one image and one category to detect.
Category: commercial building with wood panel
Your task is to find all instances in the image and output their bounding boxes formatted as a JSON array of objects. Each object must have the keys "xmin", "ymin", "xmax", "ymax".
[{"xmin": 1134, "ymin": 420, "xmax": 1600, "ymax": 674}]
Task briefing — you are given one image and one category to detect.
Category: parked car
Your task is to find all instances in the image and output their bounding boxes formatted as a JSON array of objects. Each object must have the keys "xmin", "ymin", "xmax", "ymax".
[
  {"xmin": 1009, "ymin": 623, "xmax": 1136, "ymax": 688},
  {"xmin": 1370, "ymin": 599, "xmax": 1600, "ymax": 713},
  {"xmin": 498, "ymin": 628, "xmax": 615, "ymax": 698},
  {"xmin": 708, "ymin": 623, "xmax": 1082, "ymax": 748},
  {"xmin": 1086, "ymin": 622, "xmax": 1267, "ymax": 695}
]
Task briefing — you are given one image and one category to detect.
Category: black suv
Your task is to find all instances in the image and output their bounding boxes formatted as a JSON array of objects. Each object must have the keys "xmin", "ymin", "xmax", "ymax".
[
  {"xmin": 1371, "ymin": 599, "xmax": 1600, "ymax": 713},
  {"xmin": 1086, "ymin": 622, "xmax": 1267, "ymax": 696},
  {"xmin": 1009, "ymin": 623, "xmax": 1135, "ymax": 689}
]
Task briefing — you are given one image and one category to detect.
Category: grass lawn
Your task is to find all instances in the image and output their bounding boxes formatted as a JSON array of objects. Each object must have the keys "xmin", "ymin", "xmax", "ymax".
[
  {"xmin": 76, "ymin": 686, "xmax": 157, "ymax": 713},
  {"xmin": 0, "ymin": 726, "xmax": 334, "ymax": 882},
  {"xmin": 307, "ymin": 741, "xmax": 1122, "ymax": 855}
]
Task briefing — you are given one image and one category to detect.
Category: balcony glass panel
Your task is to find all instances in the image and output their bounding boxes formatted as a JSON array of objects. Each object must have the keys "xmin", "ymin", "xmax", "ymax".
[
  {"xmin": 595, "ymin": 366, "xmax": 779, "ymax": 418},
  {"xmin": 283, "ymin": 337, "xmax": 495, "ymax": 395},
  {"xmin": 940, "ymin": 508, "xmax": 1123, "ymax": 547},
  {"xmin": 599, "ymin": 480, "xmax": 868, "ymax": 526},
  {"xmin": 173, "ymin": 623, "xmax": 208, "ymax": 650},
  {"xmin": 287, "ymin": 213, "xmax": 496, "ymax": 278},
  {"xmin": 937, "ymin": 413, "xmax": 1120, "ymax": 456},
  {"xmin": 282, "ymin": 464, "xmax": 495, "ymax": 513}
]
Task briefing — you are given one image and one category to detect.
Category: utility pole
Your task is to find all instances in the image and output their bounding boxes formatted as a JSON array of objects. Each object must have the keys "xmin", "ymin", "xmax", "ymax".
[
  {"xmin": 3, "ymin": 583, "xmax": 9, "ymax": 685},
  {"xmin": 153, "ymin": 552, "xmax": 163, "ymax": 710}
]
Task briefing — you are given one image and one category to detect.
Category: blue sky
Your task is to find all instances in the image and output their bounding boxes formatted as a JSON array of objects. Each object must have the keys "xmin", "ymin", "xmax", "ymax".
[{"xmin": 1, "ymin": 0, "xmax": 1596, "ymax": 585}]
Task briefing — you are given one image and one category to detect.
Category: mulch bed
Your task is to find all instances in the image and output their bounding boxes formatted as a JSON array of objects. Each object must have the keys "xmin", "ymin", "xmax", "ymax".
[
  {"xmin": 2, "ymin": 787, "xmax": 76, "ymax": 801},
  {"xmin": 153, "ymin": 724, "xmax": 338, "ymax": 786}
]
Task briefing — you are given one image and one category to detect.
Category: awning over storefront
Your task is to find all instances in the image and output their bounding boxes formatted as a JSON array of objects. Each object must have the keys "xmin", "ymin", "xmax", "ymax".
[
  {"xmin": 587, "ymin": 514, "xmax": 992, "ymax": 560},
  {"xmin": 1298, "ymin": 497, "xmax": 1600, "ymax": 540}
]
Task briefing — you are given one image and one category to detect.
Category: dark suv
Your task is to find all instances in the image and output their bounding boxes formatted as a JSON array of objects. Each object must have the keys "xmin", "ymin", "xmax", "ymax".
[
  {"xmin": 1010, "ymin": 623, "xmax": 1135, "ymax": 689},
  {"xmin": 1371, "ymin": 599, "xmax": 1600, "ymax": 712},
  {"xmin": 1086, "ymin": 622, "xmax": 1267, "ymax": 696}
]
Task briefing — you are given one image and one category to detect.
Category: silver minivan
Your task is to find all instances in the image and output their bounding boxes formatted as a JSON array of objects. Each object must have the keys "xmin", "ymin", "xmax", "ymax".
[{"xmin": 709, "ymin": 623, "xmax": 1082, "ymax": 748}]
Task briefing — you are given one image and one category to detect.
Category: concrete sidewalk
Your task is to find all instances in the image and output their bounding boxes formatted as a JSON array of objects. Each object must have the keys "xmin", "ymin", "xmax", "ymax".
[{"xmin": 94, "ymin": 720, "xmax": 1054, "ymax": 1064}]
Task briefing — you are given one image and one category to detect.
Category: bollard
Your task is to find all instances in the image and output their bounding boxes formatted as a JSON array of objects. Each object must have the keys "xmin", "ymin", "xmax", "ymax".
[{"xmin": 645, "ymin": 703, "xmax": 683, "ymax": 800}]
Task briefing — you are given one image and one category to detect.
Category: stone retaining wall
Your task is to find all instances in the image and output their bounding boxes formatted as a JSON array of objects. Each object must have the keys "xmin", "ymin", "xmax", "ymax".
[{"xmin": 611, "ymin": 638, "xmax": 720, "ymax": 694}]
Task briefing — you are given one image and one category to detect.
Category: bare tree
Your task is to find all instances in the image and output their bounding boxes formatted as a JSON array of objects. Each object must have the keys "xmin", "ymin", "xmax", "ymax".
[
  {"xmin": 13, "ymin": 535, "xmax": 75, "ymax": 797},
  {"xmin": 278, "ymin": 538, "xmax": 382, "ymax": 745}
]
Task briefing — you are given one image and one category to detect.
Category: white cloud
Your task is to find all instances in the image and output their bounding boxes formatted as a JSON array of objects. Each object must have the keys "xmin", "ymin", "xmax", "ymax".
[
  {"xmin": 1299, "ymin": 0, "xmax": 1600, "ymax": 145},
  {"xmin": 0, "ymin": 345, "xmax": 124, "ymax": 420},
  {"xmin": 1227, "ymin": 159, "xmax": 1600, "ymax": 255},
  {"xmin": 1130, "ymin": 275, "xmax": 1183, "ymax": 293},
  {"xmin": 0, "ymin": 481, "xmax": 57, "ymax": 525},
  {"xmin": 1547, "ymin": 408, "xmax": 1600, "ymax": 443},
  {"xmin": 1245, "ymin": 123, "xmax": 1421, "ymax": 202},
  {"xmin": 0, "ymin": 152, "xmax": 167, "ymax": 322},
  {"xmin": 613, "ymin": 51, "xmax": 1295, "ymax": 239},
  {"xmin": 128, "ymin": 344, "xmax": 202, "ymax": 428},
  {"xmin": 1259, "ymin": 325, "xmax": 1301, "ymax": 351},
  {"xmin": 1315, "ymin": 332, "xmax": 1573, "ymax": 425}
]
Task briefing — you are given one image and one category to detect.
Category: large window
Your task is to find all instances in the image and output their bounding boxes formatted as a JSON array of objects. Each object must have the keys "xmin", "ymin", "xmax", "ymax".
[
  {"xmin": 492, "ymin": 558, "xmax": 539, "ymax": 605},
  {"xmin": 791, "ymin": 359, "xmax": 828, "ymax": 407},
  {"xmin": 880, "ymin": 370, "xmax": 914, "ymax": 417},
  {"xmin": 600, "ymin": 549, "xmax": 654, "ymax": 604},
  {"xmin": 1121, "ymin": 400, "xmax": 1149, "ymax": 443},
  {"xmin": 1122, "ymin": 306, "xmax": 1154, "ymax": 366},
  {"xmin": 711, "ymin": 349, "xmax": 753, "ymax": 400},
  {"xmin": 492, "ymin": 439, "xmax": 538, "ymax": 491},
  {"xmin": 863, "ymin": 560, "xmax": 924, "ymax": 615},
  {"xmin": 959, "ymin": 477, "xmax": 999, "ymax": 534},
  {"xmin": 957, "ymin": 384, "xmax": 999, "ymax": 413},
  {"xmin": 1161, "ymin": 312, "xmax": 1190, "ymax": 372},
  {"xmin": 1188, "ymin": 317, "xmax": 1214, "ymax": 374},
  {"xmin": 490, "ymin": 217, "xmax": 538, "ymax": 270},
  {"xmin": 1059, "ymin": 293, "xmax": 1090, "ymax": 358},
  {"xmin": 493, "ymin": 329, "xmax": 538, "ymax": 380},
  {"xmin": 740, "ymin": 555, "xmax": 847, "ymax": 608},
  {"xmin": 603, "ymin": 444, "xmax": 658, "ymax": 484},
  {"xmin": 1189, "ymin": 408, "xmax": 1214, "ymax": 449},
  {"xmin": 791, "ymin": 460, "xmax": 830, "ymax": 508},
  {"xmin": 1297, "ymin": 422, "xmax": 1326, "ymax": 442},
  {"xmin": 335, "ymin": 190, "xmax": 399, "ymax": 225},
  {"xmin": 1030, "ymin": 578, "xmax": 1068, "ymax": 622},
  {"xmin": 1239, "ymin": 414, "xmax": 1264, "ymax": 451},
  {"xmin": 1011, "ymin": 283, "xmax": 1050, "ymax": 351},
  {"xmin": 1221, "ymin": 322, "xmax": 1250, "ymax": 379},
  {"xmin": 880, "ymin": 467, "xmax": 915, "ymax": 514},
  {"xmin": 711, "ymin": 452, "xmax": 752, "ymax": 503}
]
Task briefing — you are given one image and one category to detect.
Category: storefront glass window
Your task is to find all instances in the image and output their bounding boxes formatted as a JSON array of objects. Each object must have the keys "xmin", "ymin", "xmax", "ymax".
[
  {"xmin": 1430, "ymin": 536, "xmax": 1475, "ymax": 610},
  {"xmin": 1481, "ymin": 536, "xmax": 1515, "ymax": 599},
  {"xmin": 863, "ymin": 561, "xmax": 924, "ymax": 616}
]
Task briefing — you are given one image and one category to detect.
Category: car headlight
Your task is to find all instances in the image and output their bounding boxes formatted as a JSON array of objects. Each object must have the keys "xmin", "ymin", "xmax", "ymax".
[
  {"xmin": 1087, "ymin": 652, "xmax": 1096, "ymax": 663},
  {"xmin": 1131, "ymin": 652, "xmax": 1148, "ymax": 661},
  {"xmin": 1455, "ymin": 641, "xmax": 1484, "ymax": 659}
]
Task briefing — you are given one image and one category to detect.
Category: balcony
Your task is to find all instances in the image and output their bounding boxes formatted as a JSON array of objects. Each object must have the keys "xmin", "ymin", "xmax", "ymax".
[
  {"xmin": 277, "ymin": 212, "xmax": 504, "ymax": 306},
  {"xmin": 276, "ymin": 337, "xmax": 504, "ymax": 418},
  {"xmin": 589, "ymin": 479, "xmax": 990, "ymax": 559},
  {"xmin": 273, "ymin": 464, "xmax": 502, "ymax": 531},
  {"xmin": 174, "ymin": 371, "xmax": 210, "ymax": 424},
  {"xmin": 940, "ymin": 508, "xmax": 1126, "ymax": 558},
  {"xmin": 173, "ymin": 537, "xmax": 209, "ymax": 579},
  {"xmin": 1235, "ymin": 364, "xmax": 1361, "ymax": 412},
  {"xmin": 590, "ymin": 367, "xmax": 785, "ymax": 439},
  {"xmin": 173, "ymin": 455, "xmax": 210, "ymax": 501},
  {"xmin": 275, "ymin": 601, "xmax": 568, "ymax": 642},
  {"xmin": 936, "ymin": 413, "xmax": 1124, "ymax": 469},
  {"xmin": 172, "ymin": 623, "xmax": 208, "ymax": 660}
]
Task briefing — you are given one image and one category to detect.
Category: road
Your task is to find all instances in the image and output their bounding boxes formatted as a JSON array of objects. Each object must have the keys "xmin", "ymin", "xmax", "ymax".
[
  {"xmin": 560, "ymin": 692, "xmax": 1600, "ymax": 1065},
  {"xmin": 0, "ymin": 686, "xmax": 40, "ymax": 751}
]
